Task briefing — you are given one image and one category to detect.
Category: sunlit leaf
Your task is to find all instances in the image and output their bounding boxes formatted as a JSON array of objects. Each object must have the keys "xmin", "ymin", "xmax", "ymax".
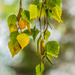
[
  {"xmin": 52, "ymin": 5, "xmax": 63, "ymax": 23},
  {"xmin": 17, "ymin": 33, "xmax": 29, "ymax": 49},
  {"xmin": 52, "ymin": 0, "xmax": 62, "ymax": 6},
  {"xmin": 21, "ymin": 10, "xmax": 34, "ymax": 24},
  {"xmin": 18, "ymin": 19, "xmax": 28, "ymax": 29},
  {"xmin": 35, "ymin": 62, "xmax": 44, "ymax": 75},
  {"xmin": 29, "ymin": 4, "xmax": 38, "ymax": 19},
  {"xmin": 9, "ymin": 31, "xmax": 19, "ymax": 46},
  {"xmin": 7, "ymin": 14, "xmax": 17, "ymax": 28},
  {"xmin": 45, "ymin": 41, "xmax": 60, "ymax": 57},
  {"xmin": 9, "ymin": 25, "xmax": 18, "ymax": 33},
  {"xmin": 8, "ymin": 41, "xmax": 21, "ymax": 57}
]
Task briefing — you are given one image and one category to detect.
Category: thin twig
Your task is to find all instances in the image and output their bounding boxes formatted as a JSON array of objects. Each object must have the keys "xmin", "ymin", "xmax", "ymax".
[
  {"xmin": 20, "ymin": 0, "xmax": 22, "ymax": 8},
  {"xmin": 17, "ymin": 0, "xmax": 23, "ymax": 22},
  {"xmin": 40, "ymin": 56, "xmax": 45, "ymax": 71},
  {"xmin": 46, "ymin": 56, "xmax": 53, "ymax": 65}
]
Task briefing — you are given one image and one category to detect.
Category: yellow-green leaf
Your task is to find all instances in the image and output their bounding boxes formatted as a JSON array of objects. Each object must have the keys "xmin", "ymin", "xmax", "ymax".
[
  {"xmin": 8, "ymin": 41, "xmax": 21, "ymax": 57},
  {"xmin": 43, "ymin": 30, "xmax": 51, "ymax": 41},
  {"xmin": 7, "ymin": 14, "xmax": 17, "ymax": 28},
  {"xmin": 21, "ymin": 10, "xmax": 34, "ymax": 25},
  {"xmin": 45, "ymin": 41, "xmax": 60, "ymax": 58},
  {"xmin": 17, "ymin": 33, "xmax": 29, "ymax": 49},
  {"xmin": 38, "ymin": 3, "xmax": 45, "ymax": 19},
  {"xmin": 9, "ymin": 25, "xmax": 18, "ymax": 33},
  {"xmin": 29, "ymin": 4, "xmax": 38, "ymax": 19},
  {"xmin": 52, "ymin": 5, "xmax": 63, "ymax": 23},
  {"xmin": 9, "ymin": 31, "xmax": 20, "ymax": 46},
  {"xmin": 35, "ymin": 62, "xmax": 45, "ymax": 75},
  {"xmin": 38, "ymin": 7, "xmax": 45, "ymax": 19}
]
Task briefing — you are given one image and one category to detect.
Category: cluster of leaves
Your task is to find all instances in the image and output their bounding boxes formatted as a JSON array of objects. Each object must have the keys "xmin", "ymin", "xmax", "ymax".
[{"xmin": 7, "ymin": 0, "xmax": 62, "ymax": 75}]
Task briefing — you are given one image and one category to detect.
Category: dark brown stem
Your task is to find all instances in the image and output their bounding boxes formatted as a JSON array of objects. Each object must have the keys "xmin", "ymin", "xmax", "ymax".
[
  {"xmin": 47, "ymin": 17, "xmax": 48, "ymax": 29},
  {"xmin": 17, "ymin": 0, "xmax": 23, "ymax": 22},
  {"xmin": 43, "ymin": 15, "xmax": 47, "ymax": 30},
  {"xmin": 20, "ymin": 0, "xmax": 22, "ymax": 8},
  {"xmin": 40, "ymin": 18, "xmax": 42, "ymax": 35}
]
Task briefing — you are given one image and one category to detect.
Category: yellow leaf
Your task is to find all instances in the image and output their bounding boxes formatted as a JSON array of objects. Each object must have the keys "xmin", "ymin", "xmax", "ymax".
[
  {"xmin": 8, "ymin": 42, "xmax": 21, "ymax": 57},
  {"xmin": 27, "ymin": 23, "xmax": 31, "ymax": 33},
  {"xmin": 17, "ymin": 33, "xmax": 29, "ymax": 49},
  {"xmin": 29, "ymin": 4, "xmax": 38, "ymax": 19},
  {"xmin": 18, "ymin": 19, "xmax": 29, "ymax": 29},
  {"xmin": 9, "ymin": 25, "xmax": 18, "ymax": 33}
]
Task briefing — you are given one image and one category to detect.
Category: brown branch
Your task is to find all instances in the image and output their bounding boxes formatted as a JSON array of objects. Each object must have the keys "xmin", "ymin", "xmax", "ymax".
[{"xmin": 17, "ymin": 0, "xmax": 23, "ymax": 22}]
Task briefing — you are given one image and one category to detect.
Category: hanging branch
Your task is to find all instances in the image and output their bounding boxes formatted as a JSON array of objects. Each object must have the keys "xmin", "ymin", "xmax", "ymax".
[
  {"xmin": 17, "ymin": 0, "xmax": 23, "ymax": 22},
  {"xmin": 43, "ymin": 15, "xmax": 47, "ymax": 30}
]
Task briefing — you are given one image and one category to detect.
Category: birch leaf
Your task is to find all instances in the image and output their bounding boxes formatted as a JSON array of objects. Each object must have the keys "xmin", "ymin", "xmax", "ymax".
[
  {"xmin": 7, "ymin": 14, "xmax": 17, "ymax": 28},
  {"xmin": 8, "ymin": 42, "xmax": 21, "ymax": 57},
  {"xmin": 45, "ymin": 41, "xmax": 60, "ymax": 58},
  {"xmin": 29, "ymin": 4, "xmax": 38, "ymax": 19},
  {"xmin": 9, "ymin": 25, "xmax": 18, "ymax": 33},
  {"xmin": 17, "ymin": 33, "xmax": 29, "ymax": 49},
  {"xmin": 9, "ymin": 31, "xmax": 19, "ymax": 46},
  {"xmin": 18, "ymin": 19, "xmax": 29, "ymax": 29},
  {"xmin": 35, "ymin": 62, "xmax": 44, "ymax": 75}
]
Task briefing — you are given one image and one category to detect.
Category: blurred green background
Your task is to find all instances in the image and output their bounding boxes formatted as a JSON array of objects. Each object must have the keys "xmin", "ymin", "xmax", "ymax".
[{"xmin": 0, "ymin": 0, "xmax": 75, "ymax": 75}]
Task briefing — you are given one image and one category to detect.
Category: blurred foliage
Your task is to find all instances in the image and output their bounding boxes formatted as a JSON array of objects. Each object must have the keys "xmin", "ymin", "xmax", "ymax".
[{"xmin": 0, "ymin": 0, "xmax": 75, "ymax": 75}]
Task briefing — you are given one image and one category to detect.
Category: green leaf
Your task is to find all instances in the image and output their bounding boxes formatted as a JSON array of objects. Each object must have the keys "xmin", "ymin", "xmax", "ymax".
[
  {"xmin": 46, "ymin": 0, "xmax": 56, "ymax": 7},
  {"xmin": 46, "ymin": 0, "xmax": 61, "ymax": 7},
  {"xmin": 23, "ymin": 27, "xmax": 39, "ymax": 41},
  {"xmin": 52, "ymin": 0, "xmax": 62, "ymax": 6},
  {"xmin": 34, "ymin": 0, "xmax": 39, "ymax": 5},
  {"xmin": 32, "ymin": 27, "xmax": 40, "ymax": 41},
  {"xmin": 9, "ymin": 31, "xmax": 20, "ymax": 46},
  {"xmin": 23, "ymin": 29, "xmax": 32, "ymax": 36},
  {"xmin": 29, "ymin": 4, "xmax": 38, "ymax": 19},
  {"xmin": 38, "ymin": 3, "xmax": 45, "ymax": 18},
  {"xmin": 47, "ymin": 9, "xmax": 52, "ymax": 20},
  {"xmin": 7, "ymin": 14, "xmax": 17, "ymax": 28},
  {"xmin": 43, "ymin": 30, "xmax": 51, "ymax": 41},
  {"xmin": 35, "ymin": 62, "xmax": 44, "ymax": 75},
  {"xmin": 45, "ymin": 41, "xmax": 60, "ymax": 58},
  {"xmin": 52, "ymin": 5, "xmax": 63, "ymax": 23},
  {"xmin": 21, "ymin": 10, "xmax": 34, "ymax": 25}
]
